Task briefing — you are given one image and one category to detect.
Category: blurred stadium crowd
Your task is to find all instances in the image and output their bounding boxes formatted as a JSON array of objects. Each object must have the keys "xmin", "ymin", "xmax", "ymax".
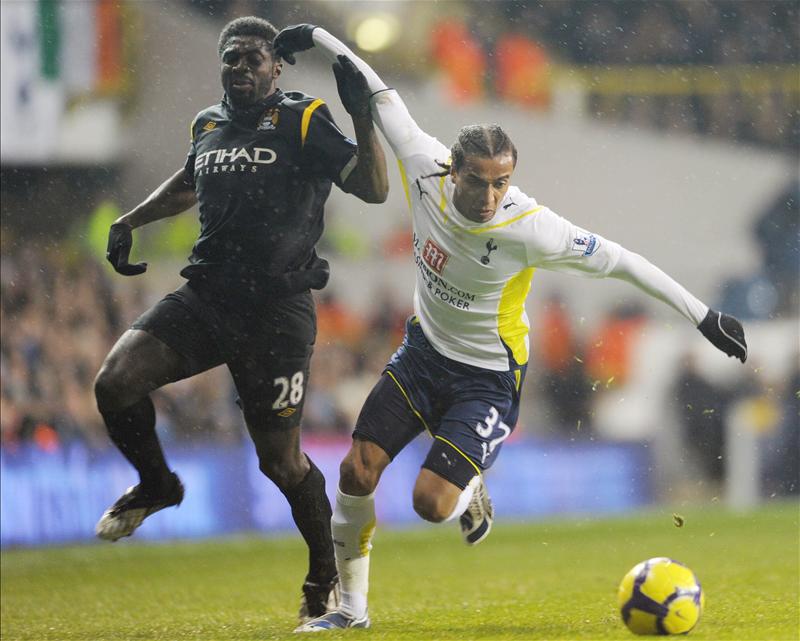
[
  {"xmin": 193, "ymin": 0, "xmax": 799, "ymax": 149},
  {"xmin": 433, "ymin": 0, "xmax": 798, "ymax": 149},
  {"xmin": 0, "ymin": 242, "xmax": 408, "ymax": 449},
  {"xmin": 1, "ymin": 0, "xmax": 798, "ymax": 498},
  {"xmin": 3, "ymin": 212, "xmax": 797, "ymax": 496}
]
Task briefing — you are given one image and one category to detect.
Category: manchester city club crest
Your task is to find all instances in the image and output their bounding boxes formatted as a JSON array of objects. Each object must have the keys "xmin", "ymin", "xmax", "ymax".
[{"xmin": 258, "ymin": 107, "xmax": 279, "ymax": 131}]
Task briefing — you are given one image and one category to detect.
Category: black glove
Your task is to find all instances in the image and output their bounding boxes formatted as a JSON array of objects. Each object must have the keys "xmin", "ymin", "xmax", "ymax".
[
  {"xmin": 273, "ymin": 24, "xmax": 317, "ymax": 65},
  {"xmin": 332, "ymin": 54, "xmax": 371, "ymax": 117},
  {"xmin": 106, "ymin": 222, "xmax": 147, "ymax": 276},
  {"xmin": 281, "ymin": 254, "xmax": 330, "ymax": 292},
  {"xmin": 697, "ymin": 309, "xmax": 747, "ymax": 363}
]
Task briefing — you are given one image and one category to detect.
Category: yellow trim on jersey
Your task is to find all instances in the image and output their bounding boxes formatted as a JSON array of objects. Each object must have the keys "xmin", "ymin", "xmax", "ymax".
[
  {"xmin": 397, "ymin": 159, "xmax": 411, "ymax": 209},
  {"xmin": 300, "ymin": 98, "xmax": 325, "ymax": 148},
  {"xmin": 386, "ymin": 370, "xmax": 432, "ymax": 436},
  {"xmin": 497, "ymin": 267, "xmax": 536, "ymax": 366},
  {"xmin": 465, "ymin": 207, "xmax": 544, "ymax": 234},
  {"xmin": 359, "ymin": 517, "xmax": 376, "ymax": 556},
  {"xmin": 189, "ymin": 117, "xmax": 197, "ymax": 142},
  {"xmin": 514, "ymin": 369, "xmax": 522, "ymax": 391},
  {"xmin": 434, "ymin": 435, "xmax": 482, "ymax": 476}
]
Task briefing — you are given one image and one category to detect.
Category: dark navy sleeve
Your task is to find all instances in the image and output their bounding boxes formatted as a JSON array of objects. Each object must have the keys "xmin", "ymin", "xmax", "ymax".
[
  {"xmin": 300, "ymin": 102, "xmax": 358, "ymax": 187},
  {"xmin": 183, "ymin": 118, "xmax": 198, "ymax": 187}
]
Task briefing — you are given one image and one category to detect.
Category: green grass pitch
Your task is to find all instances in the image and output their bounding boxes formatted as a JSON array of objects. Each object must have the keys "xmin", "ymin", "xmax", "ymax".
[{"xmin": 2, "ymin": 502, "xmax": 797, "ymax": 640}]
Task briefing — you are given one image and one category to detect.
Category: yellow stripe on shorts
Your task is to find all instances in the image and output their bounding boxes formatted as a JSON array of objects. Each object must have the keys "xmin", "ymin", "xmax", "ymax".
[
  {"xmin": 386, "ymin": 370, "xmax": 432, "ymax": 437},
  {"xmin": 434, "ymin": 435, "xmax": 482, "ymax": 476}
]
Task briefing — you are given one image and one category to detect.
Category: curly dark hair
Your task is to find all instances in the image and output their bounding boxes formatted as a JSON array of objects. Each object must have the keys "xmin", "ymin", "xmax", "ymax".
[{"xmin": 217, "ymin": 16, "xmax": 279, "ymax": 58}]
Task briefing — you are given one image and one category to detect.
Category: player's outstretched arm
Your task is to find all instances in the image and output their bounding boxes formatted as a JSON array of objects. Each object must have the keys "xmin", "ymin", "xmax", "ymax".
[
  {"xmin": 274, "ymin": 24, "xmax": 388, "ymax": 94},
  {"xmin": 107, "ymin": 168, "xmax": 197, "ymax": 276},
  {"xmin": 274, "ymin": 25, "xmax": 427, "ymax": 160},
  {"xmin": 274, "ymin": 25, "xmax": 389, "ymax": 203},
  {"xmin": 609, "ymin": 249, "xmax": 747, "ymax": 362}
]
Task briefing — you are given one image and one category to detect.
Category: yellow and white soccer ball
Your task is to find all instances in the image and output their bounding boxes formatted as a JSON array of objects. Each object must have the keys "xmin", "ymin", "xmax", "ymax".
[{"xmin": 617, "ymin": 557, "xmax": 705, "ymax": 635}]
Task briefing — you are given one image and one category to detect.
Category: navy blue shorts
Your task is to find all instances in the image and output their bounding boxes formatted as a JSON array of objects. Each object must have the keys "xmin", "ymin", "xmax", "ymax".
[{"xmin": 354, "ymin": 317, "xmax": 526, "ymax": 488}]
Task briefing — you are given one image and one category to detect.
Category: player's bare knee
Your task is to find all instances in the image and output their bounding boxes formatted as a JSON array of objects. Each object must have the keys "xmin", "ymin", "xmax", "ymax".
[
  {"xmin": 412, "ymin": 490, "xmax": 449, "ymax": 523},
  {"xmin": 94, "ymin": 364, "xmax": 133, "ymax": 413}
]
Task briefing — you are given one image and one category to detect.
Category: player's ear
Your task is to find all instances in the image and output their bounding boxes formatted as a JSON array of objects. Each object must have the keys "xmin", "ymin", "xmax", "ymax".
[{"xmin": 272, "ymin": 59, "xmax": 283, "ymax": 79}]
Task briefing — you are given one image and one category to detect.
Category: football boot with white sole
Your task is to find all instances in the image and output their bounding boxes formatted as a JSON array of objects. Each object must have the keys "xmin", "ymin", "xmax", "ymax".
[
  {"xmin": 95, "ymin": 472, "xmax": 184, "ymax": 542},
  {"xmin": 298, "ymin": 575, "xmax": 341, "ymax": 624},
  {"xmin": 460, "ymin": 474, "xmax": 493, "ymax": 545},
  {"xmin": 294, "ymin": 609, "xmax": 370, "ymax": 633}
]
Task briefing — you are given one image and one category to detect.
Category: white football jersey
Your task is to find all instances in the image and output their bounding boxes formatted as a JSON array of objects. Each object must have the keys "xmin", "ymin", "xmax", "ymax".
[
  {"xmin": 388, "ymin": 117, "xmax": 622, "ymax": 371},
  {"xmin": 306, "ymin": 33, "xmax": 708, "ymax": 371},
  {"xmin": 310, "ymin": 33, "xmax": 708, "ymax": 372}
]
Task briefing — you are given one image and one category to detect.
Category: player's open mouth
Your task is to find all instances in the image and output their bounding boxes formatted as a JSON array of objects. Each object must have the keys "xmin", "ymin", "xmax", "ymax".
[{"xmin": 231, "ymin": 79, "xmax": 253, "ymax": 88}]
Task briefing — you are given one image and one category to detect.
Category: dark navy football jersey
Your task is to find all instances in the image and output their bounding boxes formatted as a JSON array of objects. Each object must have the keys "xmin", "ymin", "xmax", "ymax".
[{"xmin": 181, "ymin": 89, "xmax": 357, "ymax": 289}]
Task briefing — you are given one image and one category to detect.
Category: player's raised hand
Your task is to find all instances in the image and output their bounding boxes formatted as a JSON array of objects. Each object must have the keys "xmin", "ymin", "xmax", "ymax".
[
  {"xmin": 332, "ymin": 55, "xmax": 371, "ymax": 117},
  {"xmin": 697, "ymin": 309, "xmax": 747, "ymax": 362},
  {"xmin": 106, "ymin": 222, "xmax": 147, "ymax": 276},
  {"xmin": 273, "ymin": 24, "xmax": 317, "ymax": 65}
]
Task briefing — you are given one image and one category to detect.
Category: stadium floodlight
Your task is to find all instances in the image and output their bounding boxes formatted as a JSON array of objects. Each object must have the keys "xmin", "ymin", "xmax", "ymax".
[{"xmin": 353, "ymin": 15, "xmax": 400, "ymax": 53}]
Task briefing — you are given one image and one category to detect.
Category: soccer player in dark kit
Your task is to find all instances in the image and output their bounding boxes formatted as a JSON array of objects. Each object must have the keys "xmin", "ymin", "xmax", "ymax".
[{"xmin": 93, "ymin": 16, "xmax": 387, "ymax": 622}]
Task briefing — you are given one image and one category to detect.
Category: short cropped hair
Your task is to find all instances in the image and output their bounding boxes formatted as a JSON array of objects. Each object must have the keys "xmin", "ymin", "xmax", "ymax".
[
  {"xmin": 218, "ymin": 16, "xmax": 279, "ymax": 58},
  {"xmin": 451, "ymin": 124, "xmax": 518, "ymax": 171}
]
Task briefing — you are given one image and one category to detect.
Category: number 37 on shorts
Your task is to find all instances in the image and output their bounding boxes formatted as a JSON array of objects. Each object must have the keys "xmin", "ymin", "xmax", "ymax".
[{"xmin": 475, "ymin": 406, "xmax": 512, "ymax": 465}]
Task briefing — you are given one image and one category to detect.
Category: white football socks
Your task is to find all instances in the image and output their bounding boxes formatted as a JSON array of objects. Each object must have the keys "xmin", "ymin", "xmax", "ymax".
[
  {"xmin": 443, "ymin": 478, "xmax": 476, "ymax": 522},
  {"xmin": 332, "ymin": 489, "xmax": 376, "ymax": 619}
]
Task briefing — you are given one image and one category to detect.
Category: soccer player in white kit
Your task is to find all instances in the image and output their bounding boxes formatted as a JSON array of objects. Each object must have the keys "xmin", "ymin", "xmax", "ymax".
[{"xmin": 274, "ymin": 25, "xmax": 748, "ymax": 632}]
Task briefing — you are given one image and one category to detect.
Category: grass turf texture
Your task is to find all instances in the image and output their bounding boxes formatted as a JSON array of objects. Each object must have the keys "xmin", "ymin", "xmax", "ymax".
[{"xmin": 2, "ymin": 502, "xmax": 797, "ymax": 641}]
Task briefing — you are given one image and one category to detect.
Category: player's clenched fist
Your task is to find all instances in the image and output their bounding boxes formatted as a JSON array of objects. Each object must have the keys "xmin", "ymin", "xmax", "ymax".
[
  {"xmin": 273, "ymin": 24, "xmax": 317, "ymax": 65},
  {"xmin": 106, "ymin": 222, "xmax": 147, "ymax": 276},
  {"xmin": 697, "ymin": 309, "xmax": 747, "ymax": 362}
]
